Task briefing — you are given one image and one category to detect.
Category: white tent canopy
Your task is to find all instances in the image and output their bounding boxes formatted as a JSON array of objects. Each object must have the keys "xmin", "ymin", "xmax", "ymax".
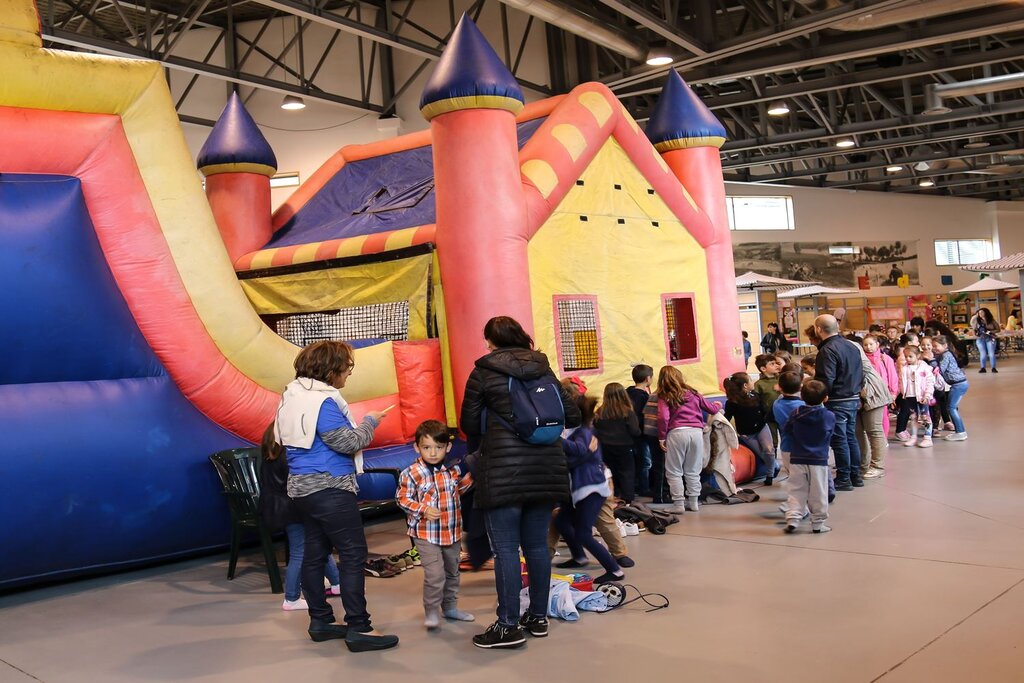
[
  {"xmin": 778, "ymin": 285, "xmax": 857, "ymax": 298},
  {"xmin": 960, "ymin": 252, "xmax": 1024, "ymax": 273},
  {"xmin": 735, "ymin": 271, "xmax": 819, "ymax": 289},
  {"xmin": 949, "ymin": 276, "xmax": 1020, "ymax": 293}
]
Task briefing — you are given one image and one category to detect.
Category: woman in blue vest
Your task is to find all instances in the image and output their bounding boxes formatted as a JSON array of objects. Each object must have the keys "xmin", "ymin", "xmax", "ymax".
[
  {"xmin": 275, "ymin": 340, "xmax": 398, "ymax": 653},
  {"xmin": 461, "ymin": 316, "xmax": 581, "ymax": 650}
]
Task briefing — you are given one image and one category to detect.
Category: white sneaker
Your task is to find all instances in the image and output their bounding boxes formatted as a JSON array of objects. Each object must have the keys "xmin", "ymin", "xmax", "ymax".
[
  {"xmin": 424, "ymin": 610, "xmax": 440, "ymax": 630},
  {"xmin": 812, "ymin": 525, "xmax": 832, "ymax": 534},
  {"xmin": 862, "ymin": 468, "xmax": 884, "ymax": 479},
  {"xmin": 903, "ymin": 437, "xmax": 918, "ymax": 447},
  {"xmin": 327, "ymin": 584, "xmax": 341, "ymax": 596},
  {"xmin": 282, "ymin": 598, "xmax": 308, "ymax": 611},
  {"xmin": 615, "ymin": 518, "xmax": 628, "ymax": 538},
  {"xmin": 622, "ymin": 522, "xmax": 640, "ymax": 536},
  {"xmin": 945, "ymin": 432, "xmax": 968, "ymax": 441},
  {"xmin": 668, "ymin": 504, "xmax": 686, "ymax": 514},
  {"xmin": 684, "ymin": 497, "xmax": 700, "ymax": 512}
]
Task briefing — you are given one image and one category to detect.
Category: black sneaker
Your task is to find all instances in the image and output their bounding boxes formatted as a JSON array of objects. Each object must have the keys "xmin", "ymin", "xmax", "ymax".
[
  {"xmin": 979, "ymin": 368, "xmax": 987, "ymax": 373},
  {"xmin": 835, "ymin": 481, "xmax": 854, "ymax": 492},
  {"xmin": 992, "ymin": 368, "xmax": 999, "ymax": 373},
  {"xmin": 472, "ymin": 621, "xmax": 527, "ymax": 649},
  {"xmin": 519, "ymin": 612, "xmax": 549, "ymax": 637},
  {"xmin": 851, "ymin": 478, "xmax": 865, "ymax": 488},
  {"xmin": 616, "ymin": 555, "xmax": 636, "ymax": 568}
]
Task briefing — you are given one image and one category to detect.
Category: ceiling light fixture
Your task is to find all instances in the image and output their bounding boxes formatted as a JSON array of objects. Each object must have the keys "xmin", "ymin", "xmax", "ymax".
[
  {"xmin": 835, "ymin": 137, "xmax": 856, "ymax": 148},
  {"xmin": 963, "ymin": 137, "xmax": 991, "ymax": 150},
  {"xmin": 885, "ymin": 165, "xmax": 902, "ymax": 173},
  {"xmin": 645, "ymin": 46, "xmax": 674, "ymax": 66},
  {"xmin": 281, "ymin": 95, "xmax": 306, "ymax": 110},
  {"xmin": 919, "ymin": 179, "xmax": 935, "ymax": 187},
  {"xmin": 767, "ymin": 100, "xmax": 790, "ymax": 116}
]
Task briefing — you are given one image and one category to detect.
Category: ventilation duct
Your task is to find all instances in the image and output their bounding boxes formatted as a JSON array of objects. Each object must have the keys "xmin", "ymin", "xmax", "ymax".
[
  {"xmin": 497, "ymin": 0, "xmax": 646, "ymax": 61},
  {"xmin": 793, "ymin": 0, "xmax": 1015, "ymax": 32},
  {"xmin": 924, "ymin": 72, "xmax": 1024, "ymax": 115}
]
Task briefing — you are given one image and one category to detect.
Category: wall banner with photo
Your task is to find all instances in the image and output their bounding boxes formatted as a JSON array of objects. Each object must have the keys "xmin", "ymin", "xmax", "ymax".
[{"xmin": 733, "ymin": 240, "xmax": 919, "ymax": 288}]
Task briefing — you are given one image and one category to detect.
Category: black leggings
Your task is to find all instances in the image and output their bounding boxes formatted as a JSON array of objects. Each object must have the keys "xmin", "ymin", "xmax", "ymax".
[{"xmin": 602, "ymin": 443, "xmax": 636, "ymax": 502}]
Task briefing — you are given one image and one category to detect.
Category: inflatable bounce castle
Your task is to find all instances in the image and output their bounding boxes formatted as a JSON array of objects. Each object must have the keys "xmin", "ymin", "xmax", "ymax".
[{"xmin": 0, "ymin": 0, "xmax": 741, "ymax": 589}]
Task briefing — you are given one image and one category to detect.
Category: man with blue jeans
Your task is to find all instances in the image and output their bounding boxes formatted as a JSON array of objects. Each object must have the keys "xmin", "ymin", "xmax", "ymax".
[{"xmin": 813, "ymin": 315, "xmax": 864, "ymax": 491}]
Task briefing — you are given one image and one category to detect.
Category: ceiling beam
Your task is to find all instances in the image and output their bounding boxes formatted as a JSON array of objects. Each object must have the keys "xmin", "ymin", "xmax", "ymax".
[
  {"xmin": 891, "ymin": 171, "xmax": 1024, "ymax": 193},
  {"xmin": 248, "ymin": 0, "xmax": 442, "ymax": 59},
  {"xmin": 727, "ymin": 141, "xmax": 1023, "ymax": 184},
  {"xmin": 722, "ymin": 100, "xmax": 1024, "ymax": 154},
  {"xmin": 621, "ymin": 43, "xmax": 1024, "ymax": 107},
  {"xmin": 606, "ymin": 6, "xmax": 1024, "ymax": 91},
  {"xmin": 594, "ymin": 0, "xmax": 707, "ymax": 56},
  {"xmin": 43, "ymin": 26, "xmax": 384, "ymax": 113}
]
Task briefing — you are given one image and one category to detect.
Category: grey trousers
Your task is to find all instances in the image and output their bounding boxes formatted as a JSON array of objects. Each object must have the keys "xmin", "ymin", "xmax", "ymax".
[
  {"xmin": 786, "ymin": 464, "xmax": 829, "ymax": 529},
  {"xmin": 415, "ymin": 538, "xmax": 461, "ymax": 613},
  {"xmin": 665, "ymin": 427, "xmax": 704, "ymax": 503},
  {"xmin": 857, "ymin": 405, "xmax": 887, "ymax": 473}
]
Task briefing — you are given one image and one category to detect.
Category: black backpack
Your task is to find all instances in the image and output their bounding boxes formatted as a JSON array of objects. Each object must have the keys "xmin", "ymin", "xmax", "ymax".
[{"xmin": 495, "ymin": 375, "xmax": 566, "ymax": 445}]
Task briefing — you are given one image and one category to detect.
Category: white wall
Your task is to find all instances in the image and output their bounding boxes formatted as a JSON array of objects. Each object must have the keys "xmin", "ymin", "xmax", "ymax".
[
  {"xmin": 989, "ymin": 201, "xmax": 1024, "ymax": 258},
  {"xmin": 726, "ymin": 181, "xmax": 1000, "ymax": 296}
]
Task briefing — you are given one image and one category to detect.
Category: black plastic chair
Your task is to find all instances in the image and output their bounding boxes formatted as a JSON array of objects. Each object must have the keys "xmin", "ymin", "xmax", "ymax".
[{"xmin": 209, "ymin": 447, "xmax": 283, "ymax": 594}]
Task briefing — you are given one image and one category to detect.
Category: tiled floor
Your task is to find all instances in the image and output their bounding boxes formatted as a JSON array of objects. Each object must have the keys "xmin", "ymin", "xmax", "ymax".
[{"xmin": 2, "ymin": 360, "xmax": 1022, "ymax": 682}]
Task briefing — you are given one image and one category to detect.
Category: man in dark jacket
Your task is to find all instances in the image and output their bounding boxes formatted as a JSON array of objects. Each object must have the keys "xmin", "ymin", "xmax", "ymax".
[
  {"xmin": 460, "ymin": 316, "xmax": 581, "ymax": 650},
  {"xmin": 813, "ymin": 314, "xmax": 864, "ymax": 491}
]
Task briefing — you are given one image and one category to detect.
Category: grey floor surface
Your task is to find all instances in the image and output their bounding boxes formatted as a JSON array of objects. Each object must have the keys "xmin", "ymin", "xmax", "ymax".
[{"xmin": 2, "ymin": 360, "xmax": 1023, "ymax": 682}]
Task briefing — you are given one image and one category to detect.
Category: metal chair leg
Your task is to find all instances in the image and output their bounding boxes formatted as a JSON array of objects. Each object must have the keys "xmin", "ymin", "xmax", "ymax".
[{"xmin": 227, "ymin": 519, "xmax": 241, "ymax": 580}]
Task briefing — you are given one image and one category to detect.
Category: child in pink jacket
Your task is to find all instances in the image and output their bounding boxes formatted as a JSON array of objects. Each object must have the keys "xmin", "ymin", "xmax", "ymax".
[
  {"xmin": 863, "ymin": 334, "xmax": 898, "ymax": 436},
  {"xmin": 897, "ymin": 345, "xmax": 935, "ymax": 448}
]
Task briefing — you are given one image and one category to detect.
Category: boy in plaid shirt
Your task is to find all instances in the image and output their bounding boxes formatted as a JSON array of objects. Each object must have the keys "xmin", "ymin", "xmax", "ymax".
[{"xmin": 397, "ymin": 420, "xmax": 475, "ymax": 629}]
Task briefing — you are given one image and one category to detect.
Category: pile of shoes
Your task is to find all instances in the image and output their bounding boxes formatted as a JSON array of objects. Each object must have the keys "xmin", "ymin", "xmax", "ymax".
[{"xmin": 363, "ymin": 547, "xmax": 421, "ymax": 578}]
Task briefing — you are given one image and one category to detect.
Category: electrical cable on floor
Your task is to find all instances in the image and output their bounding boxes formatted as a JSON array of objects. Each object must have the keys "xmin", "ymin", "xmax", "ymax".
[{"xmin": 597, "ymin": 583, "xmax": 670, "ymax": 613}]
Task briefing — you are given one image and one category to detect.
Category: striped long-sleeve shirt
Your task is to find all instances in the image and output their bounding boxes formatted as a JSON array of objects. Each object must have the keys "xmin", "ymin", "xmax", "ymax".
[{"xmin": 397, "ymin": 460, "xmax": 473, "ymax": 546}]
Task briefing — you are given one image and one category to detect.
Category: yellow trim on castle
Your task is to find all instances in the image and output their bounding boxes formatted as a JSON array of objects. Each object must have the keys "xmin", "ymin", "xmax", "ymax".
[{"xmin": 420, "ymin": 95, "xmax": 524, "ymax": 121}]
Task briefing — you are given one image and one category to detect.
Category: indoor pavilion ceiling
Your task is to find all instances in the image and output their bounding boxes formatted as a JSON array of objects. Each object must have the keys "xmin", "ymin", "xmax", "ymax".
[{"xmin": 36, "ymin": 0, "xmax": 1024, "ymax": 201}]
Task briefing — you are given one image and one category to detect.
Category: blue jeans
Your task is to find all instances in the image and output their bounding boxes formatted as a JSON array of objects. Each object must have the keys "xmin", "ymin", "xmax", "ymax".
[
  {"xmin": 827, "ymin": 399, "xmax": 862, "ymax": 485},
  {"xmin": 554, "ymin": 493, "xmax": 620, "ymax": 574},
  {"xmin": 947, "ymin": 381, "xmax": 969, "ymax": 433},
  {"xmin": 485, "ymin": 502, "xmax": 554, "ymax": 628},
  {"xmin": 976, "ymin": 338, "xmax": 997, "ymax": 369},
  {"xmin": 635, "ymin": 440, "xmax": 652, "ymax": 495},
  {"xmin": 738, "ymin": 425, "xmax": 776, "ymax": 479},
  {"xmin": 292, "ymin": 488, "xmax": 371, "ymax": 631},
  {"xmin": 284, "ymin": 523, "xmax": 341, "ymax": 602}
]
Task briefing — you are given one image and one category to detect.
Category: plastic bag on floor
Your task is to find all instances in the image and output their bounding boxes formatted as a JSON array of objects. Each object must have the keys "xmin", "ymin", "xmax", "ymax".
[{"xmin": 519, "ymin": 580, "xmax": 609, "ymax": 620}]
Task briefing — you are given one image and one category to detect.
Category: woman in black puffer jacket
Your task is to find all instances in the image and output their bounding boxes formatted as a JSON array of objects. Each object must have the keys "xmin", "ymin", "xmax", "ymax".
[{"xmin": 461, "ymin": 316, "xmax": 580, "ymax": 650}]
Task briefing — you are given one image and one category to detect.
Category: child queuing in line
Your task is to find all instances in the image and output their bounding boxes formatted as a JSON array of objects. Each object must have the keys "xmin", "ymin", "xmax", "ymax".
[
  {"xmin": 555, "ymin": 390, "xmax": 626, "ymax": 585},
  {"xmin": 782, "ymin": 380, "xmax": 835, "ymax": 534},
  {"xmin": 626, "ymin": 365, "xmax": 654, "ymax": 498},
  {"xmin": 753, "ymin": 354, "xmax": 784, "ymax": 466},
  {"xmin": 897, "ymin": 345, "xmax": 936, "ymax": 448},
  {"xmin": 656, "ymin": 366, "xmax": 721, "ymax": 514},
  {"xmin": 723, "ymin": 372, "xmax": 777, "ymax": 486},
  {"xmin": 772, "ymin": 371, "xmax": 806, "ymax": 484},
  {"xmin": 920, "ymin": 336, "xmax": 954, "ymax": 435},
  {"xmin": 594, "ymin": 383, "xmax": 642, "ymax": 504}
]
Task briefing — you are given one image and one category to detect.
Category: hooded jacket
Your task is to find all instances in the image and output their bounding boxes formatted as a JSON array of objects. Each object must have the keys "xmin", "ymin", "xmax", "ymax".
[
  {"xmin": 460, "ymin": 347, "xmax": 582, "ymax": 509},
  {"xmin": 783, "ymin": 405, "xmax": 836, "ymax": 467}
]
